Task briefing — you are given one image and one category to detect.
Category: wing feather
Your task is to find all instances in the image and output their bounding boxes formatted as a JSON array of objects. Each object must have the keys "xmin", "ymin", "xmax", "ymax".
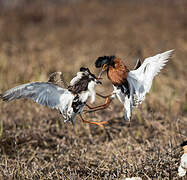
[
  {"xmin": 1, "ymin": 82, "xmax": 73, "ymax": 112},
  {"xmin": 128, "ymin": 50, "xmax": 174, "ymax": 104}
]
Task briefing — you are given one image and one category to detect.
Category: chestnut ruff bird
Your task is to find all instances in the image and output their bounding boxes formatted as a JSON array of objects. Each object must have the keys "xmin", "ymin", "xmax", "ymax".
[
  {"xmin": 0, "ymin": 67, "xmax": 106, "ymax": 126},
  {"xmin": 94, "ymin": 50, "xmax": 174, "ymax": 121}
]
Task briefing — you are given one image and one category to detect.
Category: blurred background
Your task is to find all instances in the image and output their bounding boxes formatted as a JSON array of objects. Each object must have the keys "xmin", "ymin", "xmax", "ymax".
[{"xmin": 0, "ymin": 0, "xmax": 186, "ymax": 179}]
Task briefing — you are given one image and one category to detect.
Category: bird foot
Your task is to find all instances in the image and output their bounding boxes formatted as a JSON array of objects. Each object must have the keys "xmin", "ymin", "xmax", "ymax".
[
  {"xmin": 79, "ymin": 114, "xmax": 107, "ymax": 127},
  {"xmin": 86, "ymin": 120, "xmax": 108, "ymax": 127},
  {"xmin": 84, "ymin": 97, "xmax": 112, "ymax": 114}
]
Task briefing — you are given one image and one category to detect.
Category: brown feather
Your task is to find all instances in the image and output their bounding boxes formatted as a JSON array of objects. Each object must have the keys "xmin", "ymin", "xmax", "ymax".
[
  {"xmin": 107, "ymin": 57, "xmax": 129, "ymax": 86},
  {"xmin": 48, "ymin": 72, "xmax": 67, "ymax": 88},
  {"xmin": 68, "ymin": 76, "xmax": 90, "ymax": 94}
]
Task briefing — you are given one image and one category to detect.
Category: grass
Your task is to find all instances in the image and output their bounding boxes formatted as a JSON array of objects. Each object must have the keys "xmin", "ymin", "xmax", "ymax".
[{"xmin": 0, "ymin": 0, "xmax": 187, "ymax": 179}]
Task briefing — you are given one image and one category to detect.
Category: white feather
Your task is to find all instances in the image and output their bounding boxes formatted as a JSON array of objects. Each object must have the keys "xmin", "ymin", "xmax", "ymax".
[
  {"xmin": 124, "ymin": 96, "xmax": 132, "ymax": 121},
  {"xmin": 78, "ymin": 81, "xmax": 97, "ymax": 104},
  {"xmin": 1, "ymin": 82, "xmax": 75, "ymax": 118},
  {"xmin": 178, "ymin": 153, "xmax": 187, "ymax": 177},
  {"xmin": 69, "ymin": 72, "xmax": 83, "ymax": 86},
  {"xmin": 79, "ymin": 91, "xmax": 90, "ymax": 103},
  {"xmin": 112, "ymin": 84, "xmax": 134, "ymax": 121},
  {"xmin": 127, "ymin": 49, "xmax": 174, "ymax": 105},
  {"xmin": 111, "ymin": 50, "xmax": 174, "ymax": 121},
  {"xmin": 88, "ymin": 81, "xmax": 97, "ymax": 103},
  {"xmin": 1, "ymin": 68, "xmax": 101, "ymax": 124}
]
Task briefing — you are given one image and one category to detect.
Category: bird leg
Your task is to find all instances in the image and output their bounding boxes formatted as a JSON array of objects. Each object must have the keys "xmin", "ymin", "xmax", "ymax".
[
  {"xmin": 85, "ymin": 96, "xmax": 112, "ymax": 113},
  {"xmin": 96, "ymin": 93, "xmax": 112, "ymax": 99},
  {"xmin": 79, "ymin": 114, "xmax": 107, "ymax": 127},
  {"xmin": 86, "ymin": 92, "xmax": 113, "ymax": 109}
]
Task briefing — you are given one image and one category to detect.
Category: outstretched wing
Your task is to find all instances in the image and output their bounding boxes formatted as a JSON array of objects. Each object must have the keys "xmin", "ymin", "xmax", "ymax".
[
  {"xmin": 0, "ymin": 82, "xmax": 73, "ymax": 112},
  {"xmin": 128, "ymin": 50, "xmax": 174, "ymax": 104}
]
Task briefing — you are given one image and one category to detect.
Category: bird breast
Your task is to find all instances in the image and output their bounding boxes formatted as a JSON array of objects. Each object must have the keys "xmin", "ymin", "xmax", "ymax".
[
  {"xmin": 88, "ymin": 81, "xmax": 96, "ymax": 103},
  {"xmin": 107, "ymin": 58, "xmax": 129, "ymax": 86}
]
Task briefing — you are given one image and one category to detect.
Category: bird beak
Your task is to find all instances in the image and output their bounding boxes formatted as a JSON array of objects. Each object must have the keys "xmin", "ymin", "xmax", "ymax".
[
  {"xmin": 98, "ymin": 69, "xmax": 104, "ymax": 78},
  {"xmin": 98, "ymin": 64, "xmax": 107, "ymax": 78}
]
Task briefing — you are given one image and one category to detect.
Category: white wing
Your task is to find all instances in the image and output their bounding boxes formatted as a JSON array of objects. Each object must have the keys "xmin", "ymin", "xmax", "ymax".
[
  {"xmin": 127, "ymin": 50, "xmax": 174, "ymax": 104},
  {"xmin": 0, "ymin": 82, "xmax": 74, "ymax": 113}
]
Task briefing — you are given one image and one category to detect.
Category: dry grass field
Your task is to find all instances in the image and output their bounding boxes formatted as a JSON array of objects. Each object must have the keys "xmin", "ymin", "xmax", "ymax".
[{"xmin": 0, "ymin": 0, "xmax": 187, "ymax": 179}]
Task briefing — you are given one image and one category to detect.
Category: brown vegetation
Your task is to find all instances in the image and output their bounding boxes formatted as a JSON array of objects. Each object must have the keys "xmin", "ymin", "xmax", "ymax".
[{"xmin": 0, "ymin": 0, "xmax": 186, "ymax": 179}]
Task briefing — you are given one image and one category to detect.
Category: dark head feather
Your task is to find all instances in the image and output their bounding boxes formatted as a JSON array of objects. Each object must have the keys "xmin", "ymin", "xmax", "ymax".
[
  {"xmin": 80, "ymin": 67, "xmax": 97, "ymax": 79},
  {"xmin": 95, "ymin": 56, "xmax": 115, "ymax": 68},
  {"xmin": 80, "ymin": 67, "xmax": 88, "ymax": 72},
  {"xmin": 68, "ymin": 67, "xmax": 101, "ymax": 94}
]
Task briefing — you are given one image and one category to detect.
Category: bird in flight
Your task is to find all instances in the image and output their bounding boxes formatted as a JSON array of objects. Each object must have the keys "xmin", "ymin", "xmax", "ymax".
[
  {"xmin": 0, "ymin": 67, "xmax": 107, "ymax": 126},
  {"xmin": 94, "ymin": 50, "xmax": 174, "ymax": 121}
]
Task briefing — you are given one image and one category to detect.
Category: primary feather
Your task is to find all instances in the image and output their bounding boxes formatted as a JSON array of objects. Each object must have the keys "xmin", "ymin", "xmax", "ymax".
[
  {"xmin": 1, "ymin": 82, "xmax": 74, "ymax": 116},
  {"xmin": 127, "ymin": 49, "xmax": 174, "ymax": 105},
  {"xmin": 1, "ymin": 68, "xmax": 100, "ymax": 124},
  {"xmin": 110, "ymin": 50, "xmax": 174, "ymax": 121}
]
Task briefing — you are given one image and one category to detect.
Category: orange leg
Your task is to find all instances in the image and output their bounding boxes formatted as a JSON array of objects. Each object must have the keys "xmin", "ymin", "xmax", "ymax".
[
  {"xmin": 86, "ymin": 92, "xmax": 112, "ymax": 110},
  {"xmin": 85, "ymin": 97, "xmax": 112, "ymax": 113},
  {"xmin": 96, "ymin": 93, "xmax": 112, "ymax": 99},
  {"xmin": 79, "ymin": 114, "xmax": 107, "ymax": 127}
]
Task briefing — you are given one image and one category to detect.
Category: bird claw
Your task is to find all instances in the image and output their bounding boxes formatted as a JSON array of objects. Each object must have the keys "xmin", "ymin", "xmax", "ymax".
[
  {"xmin": 94, "ymin": 120, "xmax": 108, "ymax": 127},
  {"xmin": 79, "ymin": 114, "xmax": 107, "ymax": 127},
  {"xmin": 83, "ymin": 120, "xmax": 107, "ymax": 127}
]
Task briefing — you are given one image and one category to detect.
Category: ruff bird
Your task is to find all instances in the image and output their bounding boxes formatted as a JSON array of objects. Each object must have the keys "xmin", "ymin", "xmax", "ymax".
[
  {"xmin": 0, "ymin": 67, "xmax": 106, "ymax": 126},
  {"xmin": 93, "ymin": 50, "xmax": 174, "ymax": 121},
  {"xmin": 178, "ymin": 140, "xmax": 187, "ymax": 177}
]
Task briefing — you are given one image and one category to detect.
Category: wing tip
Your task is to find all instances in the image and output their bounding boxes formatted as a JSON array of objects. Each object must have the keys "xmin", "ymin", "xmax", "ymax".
[
  {"xmin": 0, "ymin": 93, "xmax": 7, "ymax": 102},
  {"xmin": 166, "ymin": 49, "xmax": 175, "ymax": 56},
  {"xmin": 160, "ymin": 49, "xmax": 174, "ymax": 61}
]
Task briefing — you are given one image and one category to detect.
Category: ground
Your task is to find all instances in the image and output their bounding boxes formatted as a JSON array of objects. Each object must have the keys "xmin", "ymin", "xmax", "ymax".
[{"xmin": 0, "ymin": 0, "xmax": 187, "ymax": 179}]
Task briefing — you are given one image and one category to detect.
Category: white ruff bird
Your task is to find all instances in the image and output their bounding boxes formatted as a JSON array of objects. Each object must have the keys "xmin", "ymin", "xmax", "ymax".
[
  {"xmin": 178, "ymin": 141, "xmax": 187, "ymax": 177},
  {"xmin": 0, "ymin": 67, "xmax": 106, "ymax": 126},
  {"xmin": 94, "ymin": 50, "xmax": 174, "ymax": 121}
]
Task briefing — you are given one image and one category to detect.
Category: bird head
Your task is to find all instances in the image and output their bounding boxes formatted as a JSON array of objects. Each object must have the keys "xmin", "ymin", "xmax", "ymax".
[
  {"xmin": 95, "ymin": 56, "xmax": 115, "ymax": 78},
  {"xmin": 80, "ymin": 67, "xmax": 102, "ymax": 84}
]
